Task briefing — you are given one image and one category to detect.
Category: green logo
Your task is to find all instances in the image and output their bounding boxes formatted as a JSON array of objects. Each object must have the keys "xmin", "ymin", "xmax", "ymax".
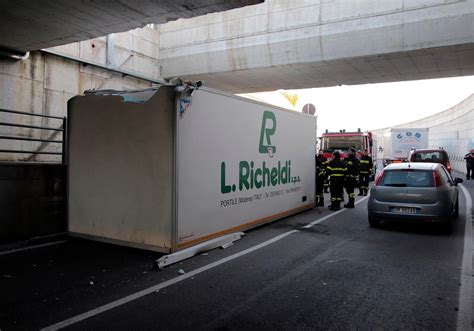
[
  {"xmin": 220, "ymin": 110, "xmax": 300, "ymax": 195},
  {"xmin": 259, "ymin": 111, "xmax": 276, "ymax": 154}
]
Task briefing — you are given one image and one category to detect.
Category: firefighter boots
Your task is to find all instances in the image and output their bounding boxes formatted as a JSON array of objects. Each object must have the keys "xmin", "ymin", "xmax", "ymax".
[
  {"xmin": 328, "ymin": 202, "xmax": 340, "ymax": 211},
  {"xmin": 344, "ymin": 198, "xmax": 355, "ymax": 208}
]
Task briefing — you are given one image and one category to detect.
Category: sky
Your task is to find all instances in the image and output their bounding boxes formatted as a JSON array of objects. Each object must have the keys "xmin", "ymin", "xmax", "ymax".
[{"xmin": 241, "ymin": 75, "xmax": 474, "ymax": 137}]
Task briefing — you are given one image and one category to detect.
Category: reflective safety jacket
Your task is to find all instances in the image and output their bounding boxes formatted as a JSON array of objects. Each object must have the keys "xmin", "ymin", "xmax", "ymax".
[
  {"xmin": 316, "ymin": 155, "xmax": 328, "ymax": 178},
  {"xmin": 327, "ymin": 159, "xmax": 347, "ymax": 179},
  {"xmin": 359, "ymin": 155, "xmax": 373, "ymax": 174},
  {"xmin": 344, "ymin": 155, "xmax": 359, "ymax": 180}
]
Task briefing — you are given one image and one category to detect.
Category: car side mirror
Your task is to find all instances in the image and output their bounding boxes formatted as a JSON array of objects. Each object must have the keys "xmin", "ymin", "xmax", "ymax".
[{"xmin": 454, "ymin": 178, "xmax": 463, "ymax": 185}]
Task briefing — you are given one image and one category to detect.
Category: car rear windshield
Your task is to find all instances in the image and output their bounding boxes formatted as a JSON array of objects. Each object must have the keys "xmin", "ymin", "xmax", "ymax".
[
  {"xmin": 379, "ymin": 170, "xmax": 434, "ymax": 187},
  {"xmin": 411, "ymin": 151, "xmax": 447, "ymax": 164}
]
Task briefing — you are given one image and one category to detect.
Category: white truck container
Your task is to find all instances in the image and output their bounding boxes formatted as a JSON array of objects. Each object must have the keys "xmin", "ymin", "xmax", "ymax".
[
  {"xmin": 382, "ymin": 128, "xmax": 429, "ymax": 166},
  {"xmin": 67, "ymin": 85, "xmax": 317, "ymax": 253}
]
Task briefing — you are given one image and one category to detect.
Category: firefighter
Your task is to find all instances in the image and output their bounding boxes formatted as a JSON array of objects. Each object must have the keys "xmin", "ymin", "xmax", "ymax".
[
  {"xmin": 344, "ymin": 148, "xmax": 359, "ymax": 208},
  {"xmin": 326, "ymin": 151, "xmax": 346, "ymax": 211},
  {"xmin": 358, "ymin": 148, "xmax": 373, "ymax": 196},
  {"xmin": 315, "ymin": 152, "xmax": 326, "ymax": 206},
  {"xmin": 323, "ymin": 154, "xmax": 330, "ymax": 193}
]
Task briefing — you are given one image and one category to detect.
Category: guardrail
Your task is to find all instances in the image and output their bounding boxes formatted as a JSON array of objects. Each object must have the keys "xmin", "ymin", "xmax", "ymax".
[{"xmin": 0, "ymin": 108, "xmax": 67, "ymax": 164}]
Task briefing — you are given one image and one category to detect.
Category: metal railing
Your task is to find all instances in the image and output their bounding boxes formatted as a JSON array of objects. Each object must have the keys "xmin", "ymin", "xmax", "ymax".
[{"xmin": 0, "ymin": 108, "xmax": 67, "ymax": 164}]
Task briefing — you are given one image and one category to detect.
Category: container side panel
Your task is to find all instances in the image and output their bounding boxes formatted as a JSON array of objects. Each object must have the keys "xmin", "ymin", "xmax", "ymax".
[
  {"xmin": 68, "ymin": 88, "xmax": 174, "ymax": 251},
  {"xmin": 177, "ymin": 89, "xmax": 316, "ymax": 247}
]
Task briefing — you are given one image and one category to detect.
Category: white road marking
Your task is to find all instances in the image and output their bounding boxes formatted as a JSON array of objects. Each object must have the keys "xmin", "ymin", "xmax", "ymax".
[
  {"xmin": 457, "ymin": 184, "xmax": 472, "ymax": 331},
  {"xmin": 303, "ymin": 196, "xmax": 369, "ymax": 229},
  {"xmin": 0, "ymin": 240, "xmax": 67, "ymax": 256},
  {"xmin": 42, "ymin": 231, "xmax": 300, "ymax": 330},
  {"xmin": 42, "ymin": 197, "xmax": 369, "ymax": 330}
]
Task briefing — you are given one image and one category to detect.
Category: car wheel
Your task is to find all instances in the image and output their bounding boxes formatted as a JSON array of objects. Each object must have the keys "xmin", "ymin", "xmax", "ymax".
[
  {"xmin": 453, "ymin": 199, "xmax": 459, "ymax": 218},
  {"xmin": 368, "ymin": 216, "xmax": 381, "ymax": 227}
]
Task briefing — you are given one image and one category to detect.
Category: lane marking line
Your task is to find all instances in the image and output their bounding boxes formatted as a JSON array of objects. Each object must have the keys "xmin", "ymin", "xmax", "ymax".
[
  {"xmin": 303, "ymin": 196, "xmax": 369, "ymax": 229},
  {"xmin": 43, "ymin": 197, "xmax": 370, "ymax": 330},
  {"xmin": 457, "ymin": 184, "xmax": 472, "ymax": 331},
  {"xmin": 0, "ymin": 240, "xmax": 67, "ymax": 257},
  {"xmin": 42, "ymin": 230, "xmax": 299, "ymax": 330}
]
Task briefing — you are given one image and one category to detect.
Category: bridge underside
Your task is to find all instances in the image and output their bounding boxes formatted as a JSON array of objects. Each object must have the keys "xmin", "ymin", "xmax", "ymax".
[
  {"xmin": 179, "ymin": 43, "xmax": 474, "ymax": 93},
  {"xmin": 156, "ymin": 0, "xmax": 474, "ymax": 93},
  {"xmin": 0, "ymin": 0, "xmax": 262, "ymax": 55}
]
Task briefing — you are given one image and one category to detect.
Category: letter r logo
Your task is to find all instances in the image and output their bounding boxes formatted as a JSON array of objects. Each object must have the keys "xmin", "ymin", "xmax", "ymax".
[{"xmin": 259, "ymin": 111, "xmax": 276, "ymax": 154}]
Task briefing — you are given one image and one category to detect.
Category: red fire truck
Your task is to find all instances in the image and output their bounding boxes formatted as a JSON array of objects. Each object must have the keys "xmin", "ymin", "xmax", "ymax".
[{"xmin": 319, "ymin": 129, "xmax": 378, "ymax": 179}]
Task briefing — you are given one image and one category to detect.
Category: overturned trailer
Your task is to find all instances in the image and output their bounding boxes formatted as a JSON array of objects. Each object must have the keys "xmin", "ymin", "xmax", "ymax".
[{"xmin": 68, "ymin": 85, "xmax": 317, "ymax": 253}]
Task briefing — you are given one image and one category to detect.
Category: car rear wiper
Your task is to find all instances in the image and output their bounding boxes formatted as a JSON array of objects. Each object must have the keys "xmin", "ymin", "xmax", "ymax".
[{"xmin": 384, "ymin": 183, "xmax": 407, "ymax": 187}]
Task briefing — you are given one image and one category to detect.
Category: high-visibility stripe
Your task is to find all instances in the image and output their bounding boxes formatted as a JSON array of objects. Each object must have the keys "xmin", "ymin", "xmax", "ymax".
[
  {"xmin": 360, "ymin": 160, "xmax": 370, "ymax": 164},
  {"xmin": 327, "ymin": 167, "xmax": 347, "ymax": 171},
  {"xmin": 331, "ymin": 174, "xmax": 344, "ymax": 177},
  {"xmin": 328, "ymin": 167, "xmax": 347, "ymax": 171},
  {"xmin": 360, "ymin": 171, "xmax": 369, "ymax": 174}
]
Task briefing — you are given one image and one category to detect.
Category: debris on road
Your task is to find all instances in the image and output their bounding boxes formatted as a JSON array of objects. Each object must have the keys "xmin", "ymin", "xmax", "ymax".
[
  {"xmin": 89, "ymin": 281, "xmax": 94, "ymax": 285},
  {"xmin": 327, "ymin": 259, "xmax": 347, "ymax": 264},
  {"xmin": 221, "ymin": 242, "xmax": 234, "ymax": 249},
  {"xmin": 178, "ymin": 269, "xmax": 185, "ymax": 274},
  {"xmin": 156, "ymin": 232, "xmax": 244, "ymax": 269}
]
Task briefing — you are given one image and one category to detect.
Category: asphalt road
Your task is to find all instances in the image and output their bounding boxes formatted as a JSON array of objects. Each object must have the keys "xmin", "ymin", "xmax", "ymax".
[{"xmin": 1, "ymin": 179, "xmax": 473, "ymax": 330}]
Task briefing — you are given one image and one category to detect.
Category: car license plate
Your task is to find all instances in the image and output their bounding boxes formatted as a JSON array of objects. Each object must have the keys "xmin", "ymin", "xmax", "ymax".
[{"xmin": 389, "ymin": 206, "xmax": 419, "ymax": 214}]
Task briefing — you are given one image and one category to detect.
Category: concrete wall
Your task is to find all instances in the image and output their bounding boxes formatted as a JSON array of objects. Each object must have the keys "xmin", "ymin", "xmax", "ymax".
[
  {"xmin": 0, "ymin": 28, "xmax": 158, "ymax": 162},
  {"xmin": 373, "ymin": 94, "xmax": 474, "ymax": 174}
]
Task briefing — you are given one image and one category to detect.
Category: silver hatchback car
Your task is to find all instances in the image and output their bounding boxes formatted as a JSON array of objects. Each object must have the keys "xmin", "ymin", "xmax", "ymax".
[{"xmin": 368, "ymin": 162, "xmax": 463, "ymax": 232}]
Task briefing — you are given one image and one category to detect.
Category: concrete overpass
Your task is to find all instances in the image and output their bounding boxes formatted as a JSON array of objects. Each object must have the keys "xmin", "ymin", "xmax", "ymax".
[
  {"xmin": 157, "ymin": 0, "xmax": 474, "ymax": 93},
  {"xmin": 0, "ymin": 0, "xmax": 262, "ymax": 57}
]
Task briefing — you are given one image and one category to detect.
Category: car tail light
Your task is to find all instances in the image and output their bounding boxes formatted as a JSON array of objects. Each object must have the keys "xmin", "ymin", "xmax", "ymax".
[
  {"xmin": 446, "ymin": 162, "xmax": 452, "ymax": 173},
  {"xmin": 432, "ymin": 171, "xmax": 442, "ymax": 187},
  {"xmin": 374, "ymin": 170, "xmax": 384, "ymax": 186}
]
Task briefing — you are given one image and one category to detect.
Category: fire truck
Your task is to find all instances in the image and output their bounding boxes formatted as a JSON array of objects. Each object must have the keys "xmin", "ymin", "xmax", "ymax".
[{"xmin": 319, "ymin": 129, "xmax": 377, "ymax": 179}]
